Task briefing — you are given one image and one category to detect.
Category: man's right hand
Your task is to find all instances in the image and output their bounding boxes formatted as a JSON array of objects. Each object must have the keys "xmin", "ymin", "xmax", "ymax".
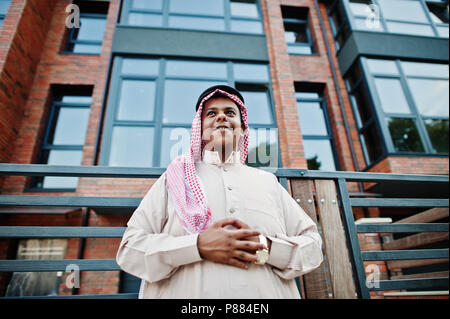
[{"xmin": 197, "ymin": 218, "xmax": 265, "ymax": 269}]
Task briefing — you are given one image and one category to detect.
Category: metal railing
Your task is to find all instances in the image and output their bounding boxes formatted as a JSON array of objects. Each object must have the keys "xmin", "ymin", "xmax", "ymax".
[{"xmin": 0, "ymin": 163, "xmax": 448, "ymax": 299}]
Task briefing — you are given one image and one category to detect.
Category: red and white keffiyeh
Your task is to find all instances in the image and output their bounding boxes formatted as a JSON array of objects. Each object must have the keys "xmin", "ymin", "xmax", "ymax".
[{"xmin": 165, "ymin": 89, "xmax": 250, "ymax": 234}]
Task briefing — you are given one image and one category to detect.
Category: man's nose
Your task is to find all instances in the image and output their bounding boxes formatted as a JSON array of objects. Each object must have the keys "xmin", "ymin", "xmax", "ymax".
[{"xmin": 216, "ymin": 112, "xmax": 227, "ymax": 121}]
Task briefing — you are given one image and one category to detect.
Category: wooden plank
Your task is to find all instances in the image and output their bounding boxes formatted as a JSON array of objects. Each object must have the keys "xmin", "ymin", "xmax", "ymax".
[
  {"xmin": 387, "ymin": 258, "xmax": 449, "ymax": 270},
  {"xmin": 290, "ymin": 179, "xmax": 330, "ymax": 299},
  {"xmin": 314, "ymin": 180, "xmax": 356, "ymax": 299},
  {"xmin": 391, "ymin": 271, "xmax": 449, "ymax": 280},
  {"xmin": 382, "ymin": 232, "xmax": 448, "ymax": 250},
  {"xmin": 395, "ymin": 208, "xmax": 449, "ymax": 224}
]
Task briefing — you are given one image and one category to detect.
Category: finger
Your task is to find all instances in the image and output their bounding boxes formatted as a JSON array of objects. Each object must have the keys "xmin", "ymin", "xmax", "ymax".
[
  {"xmin": 215, "ymin": 218, "xmax": 239, "ymax": 228},
  {"xmin": 228, "ymin": 257, "xmax": 249, "ymax": 270},
  {"xmin": 232, "ymin": 249, "xmax": 259, "ymax": 263},
  {"xmin": 234, "ymin": 240, "xmax": 264, "ymax": 252},
  {"xmin": 232, "ymin": 229, "xmax": 260, "ymax": 239},
  {"xmin": 230, "ymin": 219, "xmax": 251, "ymax": 229}
]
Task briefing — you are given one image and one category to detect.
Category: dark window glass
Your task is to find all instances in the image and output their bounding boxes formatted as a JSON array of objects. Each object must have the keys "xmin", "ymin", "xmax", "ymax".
[
  {"xmin": 303, "ymin": 140, "xmax": 336, "ymax": 171},
  {"xmin": 427, "ymin": 2, "xmax": 450, "ymax": 23},
  {"xmin": 424, "ymin": 119, "xmax": 449, "ymax": 153},
  {"xmin": 247, "ymin": 128, "xmax": 279, "ymax": 168},
  {"xmin": 50, "ymin": 107, "xmax": 90, "ymax": 145},
  {"xmin": 160, "ymin": 127, "xmax": 190, "ymax": 168},
  {"xmin": 117, "ymin": 80, "xmax": 156, "ymax": 121},
  {"xmin": 169, "ymin": 16, "xmax": 226, "ymax": 31},
  {"xmin": 282, "ymin": 6, "xmax": 314, "ymax": 55},
  {"xmin": 103, "ymin": 57, "xmax": 275, "ymax": 168},
  {"xmin": 163, "ymin": 80, "xmax": 227, "ymax": 124},
  {"xmin": 374, "ymin": 78, "xmax": 411, "ymax": 114},
  {"xmin": 350, "ymin": 85, "xmax": 373, "ymax": 128},
  {"xmin": 387, "ymin": 117, "xmax": 424, "ymax": 153},
  {"xmin": 166, "ymin": 60, "xmax": 227, "ymax": 78},
  {"xmin": 240, "ymin": 89, "xmax": 273, "ymax": 125},
  {"xmin": 128, "ymin": 13, "xmax": 162, "ymax": 27},
  {"xmin": 230, "ymin": 0, "xmax": 259, "ymax": 18},
  {"xmin": 233, "ymin": 63, "xmax": 269, "ymax": 82},
  {"xmin": 230, "ymin": 20, "xmax": 263, "ymax": 34},
  {"xmin": 360, "ymin": 123, "xmax": 383, "ymax": 163},
  {"xmin": 41, "ymin": 150, "xmax": 83, "ymax": 189},
  {"xmin": 121, "ymin": 58, "xmax": 159, "ymax": 76},
  {"xmin": 169, "ymin": 0, "xmax": 224, "ymax": 16},
  {"xmin": 296, "ymin": 89, "xmax": 337, "ymax": 171},
  {"xmin": 66, "ymin": 9, "xmax": 106, "ymax": 54},
  {"xmin": 407, "ymin": 79, "xmax": 449, "ymax": 117},
  {"xmin": 109, "ymin": 126, "xmax": 154, "ymax": 167},
  {"xmin": 298, "ymin": 101, "xmax": 328, "ymax": 136},
  {"xmin": 131, "ymin": 0, "xmax": 162, "ymax": 10},
  {"xmin": 34, "ymin": 91, "xmax": 91, "ymax": 190}
]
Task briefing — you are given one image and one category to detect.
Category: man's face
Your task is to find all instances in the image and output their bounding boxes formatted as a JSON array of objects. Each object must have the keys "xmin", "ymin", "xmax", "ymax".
[{"xmin": 201, "ymin": 97, "xmax": 244, "ymax": 152}]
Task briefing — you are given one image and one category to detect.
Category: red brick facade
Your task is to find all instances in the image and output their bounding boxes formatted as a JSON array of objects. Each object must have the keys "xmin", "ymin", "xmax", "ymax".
[{"xmin": 0, "ymin": 0, "xmax": 448, "ymax": 298}]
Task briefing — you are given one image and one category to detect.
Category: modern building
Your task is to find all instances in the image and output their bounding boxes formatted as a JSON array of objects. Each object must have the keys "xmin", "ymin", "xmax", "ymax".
[{"xmin": 0, "ymin": 0, "xmax": 448, "ymax": 298}]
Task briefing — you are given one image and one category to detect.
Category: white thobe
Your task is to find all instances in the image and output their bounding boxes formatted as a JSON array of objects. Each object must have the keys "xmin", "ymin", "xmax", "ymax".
[{"xmin": 116, "ymin": 150, "xmax": 323, "ymax": 298}]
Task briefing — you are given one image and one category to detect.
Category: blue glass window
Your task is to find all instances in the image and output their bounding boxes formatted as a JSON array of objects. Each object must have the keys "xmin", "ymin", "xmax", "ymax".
[
  {"xmin": 64, "ymin": 1, "xmax": 108, "ymax": 54},
  {"xmin": 296, "ymin": 91, "xmax": 338, "ymax": 171},
  {"xmin": 102, "ymin": 58, "xmax": 277, "ymax": 168},
  {"xmin": 32, "ymin": 90, "xmax": 92, "ymax": 190},
  {"xmin": 120, "ymin": 0, "xmax": 263, "ymax": 35},
  {"xmin": 282, "ymin": 6, "xmax": 315, "ymax": 55}
]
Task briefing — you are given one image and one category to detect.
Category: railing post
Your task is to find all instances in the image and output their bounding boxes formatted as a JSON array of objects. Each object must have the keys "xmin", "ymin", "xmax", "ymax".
[
  {"xmin": 314, "ymin": 179, "xmax": 357, "ymax": 299},
  {"xmin": 336, "ymin": 178, "xmax": 370, "ymax": 299},
  {"xmin": 291, "ymin": 179, "xmax": 330, "ymax": 299}
]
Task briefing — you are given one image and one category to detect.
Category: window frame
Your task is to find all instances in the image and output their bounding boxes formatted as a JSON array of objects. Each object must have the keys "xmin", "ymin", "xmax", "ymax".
[
  {"xmin": 283, "ymin": 16, "xmax": 317, "ymax": 56},
  {"xmin": 27, "ymin": 93, "xmax": 92, "ymax": 192},
  {"xmin": 100, "ymin": 56, "xmax": 281, "ymax": 168},
  {"xmin": 63, "ymin": 12, "xmax": 107, "ymax": 55},
  {"xmin": 344, "ymin": 0, "xmax": 448, "ymax": 38},
  {"xmin": 119, "ymin": 0, "xmax": 264, "ymax": 35},
  {"xmin": 296, "ymin": 91, "xmax": 341, "ymax": 171},
  {"xmin": 346, "ymin": 57, "xmax": 449, "ymax": 168}
]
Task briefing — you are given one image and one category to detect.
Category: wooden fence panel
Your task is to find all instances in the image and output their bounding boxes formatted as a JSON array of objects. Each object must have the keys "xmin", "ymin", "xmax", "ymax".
[
  {"xmin": 290, "ymin": 179, "xmax": 330, "ymax": 299},
  {"xmin": 314, "ymin": 180, "xmax": 356, "ymax": 299}
]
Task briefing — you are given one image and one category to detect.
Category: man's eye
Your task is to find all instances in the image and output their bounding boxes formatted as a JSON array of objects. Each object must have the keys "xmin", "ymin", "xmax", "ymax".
[
  {"xmin": 227, "ymin": 110, "xmax": 236, "ymax": 115},
  {"xmin": 207, "ymin": 111, "xmax": 216, "ymax": 116}
]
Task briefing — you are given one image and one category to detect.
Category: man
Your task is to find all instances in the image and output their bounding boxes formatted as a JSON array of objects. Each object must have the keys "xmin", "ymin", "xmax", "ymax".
[{"xmin": 116, "ymin": 85, "xmax": 323, "ymax": 298}]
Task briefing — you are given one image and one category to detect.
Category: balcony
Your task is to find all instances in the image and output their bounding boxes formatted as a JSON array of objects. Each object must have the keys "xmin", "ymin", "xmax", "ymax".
[{"xmin": 0, "ymin": 163, "xmax": 448, "ymax": 299}]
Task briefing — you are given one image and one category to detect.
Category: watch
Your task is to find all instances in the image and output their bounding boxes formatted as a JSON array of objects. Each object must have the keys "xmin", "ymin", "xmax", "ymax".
[{"xmin": 255, "ymin": 235, "xmax": 269, "ymax": 265}]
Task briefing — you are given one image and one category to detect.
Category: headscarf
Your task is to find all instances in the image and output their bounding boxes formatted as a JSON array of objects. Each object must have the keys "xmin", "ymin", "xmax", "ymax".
[{"xmin": 165, "ymin": 88, "xmax": 250, "ymax": 234}]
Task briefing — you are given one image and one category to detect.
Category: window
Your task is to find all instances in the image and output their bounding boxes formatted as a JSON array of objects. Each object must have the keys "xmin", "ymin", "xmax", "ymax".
[
  {"xmin": 347, "ymin": 0, "xmax": 449, "ymax": 38},
  {"xmin": 326, "ymin": 0, "xmax": 352, "ymax": 51},
  {"xmin": 120, "ymin": 0, "xmax": 263, "ymax": 34},
  {"xmin": 296, "ymin": 86, "xmax": 338, "ymax": 171},
  {"xmin": 31, "ymin": 86, "xmax": 92, "ymax": 190},
  {"xmin": 345, "ymin": 62, "xmax": 384, "ymax": 165},
  {"xmin": 64, "ymin": 1, "xmax": 108, "ymax": 54},
  {"xmin": 0, "ymin": 0, "xmax": 11, "ymax": 30},
  {"xmin": 348, "ymin": 58, "xmax": 448, "ymax": 163},
  {"xmin": 281, "ymin": 6, "xmax": 315, "ymax": 55},
  {"xmin": 101, "ymin": 57, "xmax": 278, "ymax": 168}
]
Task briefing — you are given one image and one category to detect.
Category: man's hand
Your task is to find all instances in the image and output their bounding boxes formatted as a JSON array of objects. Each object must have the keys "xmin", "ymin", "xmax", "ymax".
[{"xmin": 197, "ymin": 218, "xmax": 265, "ymax": 269}]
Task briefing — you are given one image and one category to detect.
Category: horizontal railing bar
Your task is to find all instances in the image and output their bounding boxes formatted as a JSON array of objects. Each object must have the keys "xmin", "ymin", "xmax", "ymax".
[
  {"xmin": 0, "ymin": 164, "xmax": 448, "ymax": 183},
  {"xmin": 362, "ymin": 249, "xmax": 449, "ymax": 261},
  {"xmin": 2, "ymin": 293, "xmax": 138, "ymax": 299},
  {"xmin": 368, "ymin": 277, "xmax": 449, "ymax": 291},
  {"xmin": 0, "ymin": 195, "xmax": 140, "ymax": 208},
  {"xmin": 350, "ymin": 198, "xmax": 449, "ymax": 207},
  {"xmin": 0, "ymin": 259, "xmax": 119, "ymax": 272},
  {"xmin": 0, "ymin": 226, "xmax": 126, "ymax": 238},
  {"xmin": 0, "ymin": 164, "xmax": 165, "ymax": 178},
  {"xmin": 356, "ymin": 223, "xmax": 449, "ymax": 233}
]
